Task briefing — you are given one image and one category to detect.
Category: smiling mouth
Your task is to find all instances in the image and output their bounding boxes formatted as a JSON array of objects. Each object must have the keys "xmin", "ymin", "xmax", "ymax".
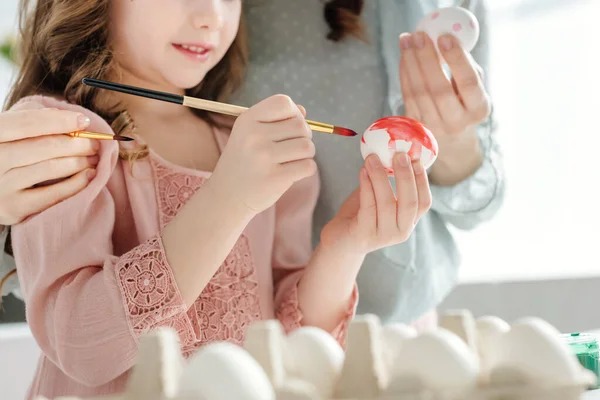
[{"xmin": 172, "ymin": 43, "xmax": 213, "ymax": 60}]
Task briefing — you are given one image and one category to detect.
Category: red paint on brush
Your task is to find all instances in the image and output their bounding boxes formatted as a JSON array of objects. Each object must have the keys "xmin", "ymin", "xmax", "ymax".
[{"xmin": 333, "ymin": 126, "xmax": 358, "ymax": 137}]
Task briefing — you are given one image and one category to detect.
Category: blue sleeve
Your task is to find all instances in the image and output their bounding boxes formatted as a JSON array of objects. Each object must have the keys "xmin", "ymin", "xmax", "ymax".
[
  {"xmin": 429, "ymin": 111, "xmax": 505, "ymax": 230},
  {"xmin": 380, "ymin": 0, "xmax": 505, "ymax": 231},
  {"xmin": 428, "ymin": 0, "xmax": 506, "ymax": 230}
]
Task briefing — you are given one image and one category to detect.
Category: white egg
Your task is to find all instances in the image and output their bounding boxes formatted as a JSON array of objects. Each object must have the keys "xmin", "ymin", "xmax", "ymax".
[
  {"xmin": 416, "ymin": 7, "xmax": 480, "ymax": 53},
  {"xmin": 476, "ymin": 316, "xmax": 511, "ymax": 372},
  {"xmin": 284, "ymin": 327, "xmax": 345, "ymax": 398},
  {"xmin": 381, "ymin": 324, "xmax": 417, "ymax": 375},
  {"xmin": 489, "ymin": 318, "xmax": 582, "ymax": 387},
  {"xmin": 178, "ymin": 342, "xmax": 275, "ymax": 400},
  {"xmin": 361, "ymin": 116, "xmax": 438, "ymax": 176},
  {"xmin": 387, "ymin": 329, "xmax": 479, "ymax": 394}
]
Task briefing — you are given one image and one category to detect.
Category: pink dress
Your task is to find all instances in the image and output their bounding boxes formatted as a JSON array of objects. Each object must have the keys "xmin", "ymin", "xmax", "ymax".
[{"xmin": 11, "ymin": 96, "xmax": 358, "ymax": 399}]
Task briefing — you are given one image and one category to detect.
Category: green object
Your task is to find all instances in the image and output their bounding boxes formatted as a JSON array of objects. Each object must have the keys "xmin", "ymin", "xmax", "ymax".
[
  {"xmin": 561, "ymin": 332, "xmax": 599, "ymax": 389},
  {"xmin": 0, "ymin": 38, "xmax": 16, "ymax": 64}
]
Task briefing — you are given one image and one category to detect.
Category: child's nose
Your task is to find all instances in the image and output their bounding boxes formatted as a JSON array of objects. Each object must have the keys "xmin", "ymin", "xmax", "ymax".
[{"xmin": 190, "ymin": 0, "xmax": 225, "ymax": 31}]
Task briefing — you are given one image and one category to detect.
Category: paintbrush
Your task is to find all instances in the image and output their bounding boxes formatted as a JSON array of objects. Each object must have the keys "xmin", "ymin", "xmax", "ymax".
[
  {"xmin": 82, "ymin": 78, "xmax": 357, "ymax": 137},
  {"xmin": 68, "ymin": 131, "xmax": 133, "ymax": 141}
]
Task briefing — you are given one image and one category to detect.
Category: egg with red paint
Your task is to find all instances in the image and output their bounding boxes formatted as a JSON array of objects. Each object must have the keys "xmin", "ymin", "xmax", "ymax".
[
  {"xmin": 360, "ymin": 116, "xmax": 438, "ymax": 176},
  {"xmin": 416, "ymin": 7, "xmax": 480, "ymax": 53}
]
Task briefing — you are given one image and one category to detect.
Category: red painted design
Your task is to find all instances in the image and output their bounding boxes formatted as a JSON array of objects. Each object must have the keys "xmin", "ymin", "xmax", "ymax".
[
  {"xmin": 453, "ymin": 23, "xmax": 463, "ymax": 32},
  {"xmin": 369, "ymin": 116, "xmax": 438, "ymax": 159},
  {"xmin": 431, "ymin": 11, "xmax": 440, "ymax": 20}
]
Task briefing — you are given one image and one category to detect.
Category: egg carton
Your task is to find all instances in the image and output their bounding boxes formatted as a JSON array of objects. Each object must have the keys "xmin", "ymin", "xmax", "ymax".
[{"xmin": 35, "ymin": 310, "xmax": 596, "ymax": 400}]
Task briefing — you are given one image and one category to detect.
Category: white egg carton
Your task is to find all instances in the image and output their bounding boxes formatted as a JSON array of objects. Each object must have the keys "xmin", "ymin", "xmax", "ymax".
[{"xmin": 36, "ymin": 310, "xmax": 596, "ymax": 400}]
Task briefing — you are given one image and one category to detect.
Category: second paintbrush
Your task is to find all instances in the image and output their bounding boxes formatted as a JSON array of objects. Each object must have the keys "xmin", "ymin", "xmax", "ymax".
[{"xmin": 82, "ymin": 78, "xmax": 357, "ymax": 137}]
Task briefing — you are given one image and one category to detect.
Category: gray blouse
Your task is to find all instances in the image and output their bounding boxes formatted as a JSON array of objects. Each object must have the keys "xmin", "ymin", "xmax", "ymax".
[
  {"xmin": 1, "ymin": 0, "xmax": 504, "ymax": 324},
  {"xmin": 232, "ymin": 0, "xmax": 504, "ymax": 323}
]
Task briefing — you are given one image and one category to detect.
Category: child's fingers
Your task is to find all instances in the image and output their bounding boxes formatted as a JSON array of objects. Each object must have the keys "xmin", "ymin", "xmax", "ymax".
[
  {"xmin": 392, "ymin": 152, "xmax": 419, "ymax": 232},
  {"xmin": 357, "ymin": 166, "xmax": 376, "ymax": 227},
  {"xmin": 412, "ymin": 160, "xmax": 432, "ymax": 224},
  {"xmin": 365, "ymin": 154, "xmax": 397, "ymax": 235}
]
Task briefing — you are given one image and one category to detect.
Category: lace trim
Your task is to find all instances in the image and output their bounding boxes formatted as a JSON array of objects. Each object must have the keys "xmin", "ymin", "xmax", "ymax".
[
  {"xmin": 276, "ymin": 282, "xmax": 358, "ymax": 347},
  {"xmin": 150, "ymin": 156, "xmax": 263, "ymax": 350},
  {"xmin": 116, "ymin": 236, "xmax": 190, "ymax": 341}
]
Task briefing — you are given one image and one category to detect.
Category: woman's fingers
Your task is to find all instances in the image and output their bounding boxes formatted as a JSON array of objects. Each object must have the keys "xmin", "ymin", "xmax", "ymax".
[
  {"xmin": 0, "ymin": 134, "xmax": 99, "ymax": 174},
  {"xmin": 0, "ymin": 108, "xmax": 91, "ymax": 142},
  {"xmin": 414, "ymin": 32, "xmax": 465, "ymax": 126},
  {"xmin": 399, "ymin": 34, "xmax": 420, "ymax": 120},
  {"xmin": 19, "ymin": 169, "xmax": 96, "ymax": 218},
  {"xmin": 399, "ymin": 33, "xmax": 442, "ymax": 127},
  {"xmin": 0, "ymin": 168, "xmax": 95, "ymax": 225},
  {"xmin": 438, "ymin": 34, "xmax": 491, "ymax": 120},
  {"xmin": 4, "ymin": 155, "xmax": 99, "ymax": 191}
]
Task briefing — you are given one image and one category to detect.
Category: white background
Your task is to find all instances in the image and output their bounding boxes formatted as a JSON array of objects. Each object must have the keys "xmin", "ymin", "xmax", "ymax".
[{"xmin": 1, "ymin": 0, "xmax": 599, "ymax": 283}]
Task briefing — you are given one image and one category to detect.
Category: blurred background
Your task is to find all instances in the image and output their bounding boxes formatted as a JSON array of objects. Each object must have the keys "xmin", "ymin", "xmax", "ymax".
[{"xmin": 1, "ymin": 0, "xmax": 599, "ymax": 397}]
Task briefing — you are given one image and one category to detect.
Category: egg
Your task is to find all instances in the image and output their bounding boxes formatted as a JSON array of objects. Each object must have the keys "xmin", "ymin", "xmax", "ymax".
[
  {"xmin": 416, "ymin": 7, "xmax": 480, "ymax": 53},
  {"xmin": 476, "ymin": 316, "xmax": 511, "ymax": 373},
  {"xmin": 489, "ymin": 318, "xmax": 582, "ymax": 387},
  {"xmin": 243, "ymin": 320, "xmax": 287, "ymax": 387},
  {"xmin": 360, "ymin": 116, "xmax": 438, "ymax": 176},
  {"xmin": 386, "ymin": 329, "xmax": 479, "ymax": 395},
  {"xmin": 178, "ymin": 342, "xmax": 275, "ymax": 400},
  {"xmin": 125, "ymin": 327, "xmax": 184, "ymax": 398},
  {"xmin": 284, "ymin": 326, "xmax": 345, "ymax": 398},
  {"xmin": 381, "ymin": 323, "xmax": 417, "ymax": 375}
]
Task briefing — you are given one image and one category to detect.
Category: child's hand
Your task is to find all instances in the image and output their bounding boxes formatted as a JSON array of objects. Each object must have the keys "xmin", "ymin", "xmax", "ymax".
[
  {"xmin": 209, "ymin": 95, "xmax": 317, "ymax": 216},
  {"xmin": 320, "ymin": 153, "xmax": 431, "ymax": 255}
]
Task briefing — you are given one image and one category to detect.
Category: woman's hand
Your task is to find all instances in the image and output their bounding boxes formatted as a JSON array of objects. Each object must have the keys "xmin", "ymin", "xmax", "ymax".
[
  {"xmin": 0, "ymin": 101, "xmax": 99, "ymax": 226},
  {"xmin": 320, "ymin": 152, "xmax": 431, "ymax": 255},
  {"xmin": 399, "ymin": 32, "xmax": 491, "ymax": 185}
]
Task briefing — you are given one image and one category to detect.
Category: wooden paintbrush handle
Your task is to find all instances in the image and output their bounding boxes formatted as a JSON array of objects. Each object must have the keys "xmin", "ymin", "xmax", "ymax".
[
  {"xmin": 183, "ymin": 96, "xmax": 335, "ymax": 134},
  {"xmin": 183, "ymin": 96, "xmax": 247, "ymax": 116}
]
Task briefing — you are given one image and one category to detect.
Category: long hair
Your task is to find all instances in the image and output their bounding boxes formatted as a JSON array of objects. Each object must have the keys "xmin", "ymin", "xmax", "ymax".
[
  {"xmin": 5, "ymin": 0, "xmax": 248, "ymax": 161},
  {"xmin": 324, "ymin": 0, "xmax": 366, "ymax": 42},
  {"xmin": 0, "ymin": 0, "xmax": 248, "ymax": 301}
]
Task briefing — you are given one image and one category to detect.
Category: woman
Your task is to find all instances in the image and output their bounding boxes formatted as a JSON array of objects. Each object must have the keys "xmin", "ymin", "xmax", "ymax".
[{"xmin": 0, "ymin": 0, "xmax": 503, "ymax": 325}]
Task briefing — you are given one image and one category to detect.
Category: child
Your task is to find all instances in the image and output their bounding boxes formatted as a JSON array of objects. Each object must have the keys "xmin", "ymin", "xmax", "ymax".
[{"xmin": 7, "ymin": 0, "xmax": 432, "ymax": 399}]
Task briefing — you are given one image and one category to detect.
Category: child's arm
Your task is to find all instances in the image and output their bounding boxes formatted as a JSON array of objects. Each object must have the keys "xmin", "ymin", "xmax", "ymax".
[
  {"xmin": 11, "ymin": 94, "xmax": 318, "ymax": 386},
  {"xmin": 11, "ymin": 140, "xmax": 251, "ymax": 387},
  {"xmin": 272, "ymin": 173, "xmax": 358, "ymax": 345}
]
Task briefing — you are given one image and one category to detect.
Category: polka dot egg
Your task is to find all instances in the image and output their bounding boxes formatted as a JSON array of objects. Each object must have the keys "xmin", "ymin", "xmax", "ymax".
[
  {"xmin": 360, "ymin": 117, "xmax": 438, "ymax": 176},
  {"xmin": 416, "ymin": 7, "xmax": 480, "ymax": 53}
]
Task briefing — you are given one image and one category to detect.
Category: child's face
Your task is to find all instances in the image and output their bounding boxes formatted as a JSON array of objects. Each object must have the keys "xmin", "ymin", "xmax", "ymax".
[{"xmin": 110, "ymin": 0, "xmax": 242, "ymax": 91}]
